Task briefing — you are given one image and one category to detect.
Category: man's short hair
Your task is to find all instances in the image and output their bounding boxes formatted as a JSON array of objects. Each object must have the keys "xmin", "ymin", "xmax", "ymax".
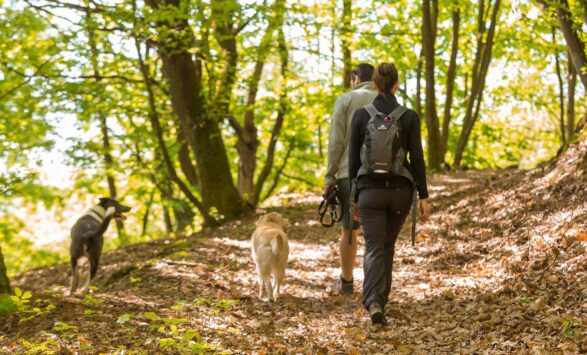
[{"xmin": 352, "ymin": 63, "xmax": 374, "ymax": 82}]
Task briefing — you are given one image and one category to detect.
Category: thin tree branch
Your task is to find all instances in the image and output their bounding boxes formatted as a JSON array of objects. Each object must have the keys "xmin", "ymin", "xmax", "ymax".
[
  {"xmin": 254, "ymin": 25, "xmax": 288, "ymax": 204},
  {"xmin": 0, "ymin": 59, "xmax": 52, "ymax": 100},
  {"xmin": 261, "ymin": 139, "xmax": 294, "ymax": 202}
]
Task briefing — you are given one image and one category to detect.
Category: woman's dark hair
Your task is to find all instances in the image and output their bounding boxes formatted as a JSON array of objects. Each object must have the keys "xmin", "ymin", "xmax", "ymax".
[
  {"xmin": 373, "ymin": 63, "xmax": 399, "ymax": 94},
  {"xmin": 351, "ymin": 63, "xmax": 374, "ymax": 82}
]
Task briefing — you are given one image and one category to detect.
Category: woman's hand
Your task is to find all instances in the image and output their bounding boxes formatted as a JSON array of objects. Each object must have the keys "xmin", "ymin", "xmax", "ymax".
[{"xmin": 419, "ymin": 200, "xmax": 431, "ymax": 221}]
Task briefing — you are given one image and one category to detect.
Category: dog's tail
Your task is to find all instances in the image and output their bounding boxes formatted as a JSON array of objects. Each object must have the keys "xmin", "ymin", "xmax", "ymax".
[{"xmin": 271, "ymin": 232, "xmax": 285, "ymax": 256}]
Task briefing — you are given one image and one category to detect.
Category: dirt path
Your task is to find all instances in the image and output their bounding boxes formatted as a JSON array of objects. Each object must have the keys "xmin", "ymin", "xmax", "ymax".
[{"xmin": 1, "ymin": 168, "xmax": 586, "ymax": 354}]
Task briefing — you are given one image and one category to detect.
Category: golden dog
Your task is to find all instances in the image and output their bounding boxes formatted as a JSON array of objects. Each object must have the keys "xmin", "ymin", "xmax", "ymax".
[{"xmin": 251, "ymin": 212, "xmax": 289, "ymax": 301}]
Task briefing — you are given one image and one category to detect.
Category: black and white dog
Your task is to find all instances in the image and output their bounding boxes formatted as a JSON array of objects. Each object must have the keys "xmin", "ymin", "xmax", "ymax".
[{"xmin": 69, "ymin": 197, "xmax": 130, "ymax": 294}]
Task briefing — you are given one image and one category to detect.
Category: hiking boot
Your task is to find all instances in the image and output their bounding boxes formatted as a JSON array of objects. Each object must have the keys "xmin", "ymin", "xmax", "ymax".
[
  {"xmin": 336, "ymin": 276, "xmax": 354, "ymax": 295},
  {"xmin": 368, "ymin": 303, "xmax": 386, "ymax": 325}
]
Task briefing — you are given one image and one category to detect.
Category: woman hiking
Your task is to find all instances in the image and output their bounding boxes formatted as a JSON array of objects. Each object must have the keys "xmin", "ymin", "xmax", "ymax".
[{"xmin": 348, "ymin": 62, "xmax": 430, "ymax": 325}]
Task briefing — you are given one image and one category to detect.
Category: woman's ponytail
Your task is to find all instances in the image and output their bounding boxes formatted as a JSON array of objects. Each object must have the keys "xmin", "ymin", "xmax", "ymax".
[{"xmin": 372, "ymin": 63, "xmax": 399, "ymax": 94}]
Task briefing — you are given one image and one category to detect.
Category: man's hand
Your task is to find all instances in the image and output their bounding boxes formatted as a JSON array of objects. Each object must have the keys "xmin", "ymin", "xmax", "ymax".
[
  {"xmin": 419, "ymin": 200, "xmax": 431, "ymax": 221},
  {"xmin": 323, "ymin": 183, "xmax": 335, "ymax": 197}
]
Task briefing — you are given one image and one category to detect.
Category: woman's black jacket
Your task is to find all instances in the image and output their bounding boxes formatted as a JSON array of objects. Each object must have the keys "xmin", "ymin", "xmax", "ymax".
[{"xmin": 348, "ymin": 93, "xmax": 429, "ymax": 199}]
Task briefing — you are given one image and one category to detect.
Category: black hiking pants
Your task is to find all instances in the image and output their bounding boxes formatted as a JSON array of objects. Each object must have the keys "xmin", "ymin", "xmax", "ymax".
[{"xmin": 358, "ymin": 185, "xmax": 413, "ymax": 309}]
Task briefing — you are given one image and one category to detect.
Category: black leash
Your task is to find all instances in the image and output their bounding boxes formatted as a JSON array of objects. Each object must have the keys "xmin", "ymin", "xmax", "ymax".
[
  {"xmin": 411, "ymin": 189, "xmax": 418, "ymax": 247},
  {"xmin": 319, "ymin": 186, "xmax": 342, "ymax": 227}
]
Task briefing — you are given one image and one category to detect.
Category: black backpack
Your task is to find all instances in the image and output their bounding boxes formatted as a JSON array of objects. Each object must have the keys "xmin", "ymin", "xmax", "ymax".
[
  {"xmin": 358, "ymin": 103, "xmax": 414, "ymax": 183},
  {"xmin": 356, "ymin": 102, "xmax": 419, "ymax": 246}
]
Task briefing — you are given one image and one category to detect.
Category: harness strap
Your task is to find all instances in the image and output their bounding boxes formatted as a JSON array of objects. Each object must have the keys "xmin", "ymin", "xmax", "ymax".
[{"xmin": 86, "ymin": 210, "xmax": 103, "ymax": 223}]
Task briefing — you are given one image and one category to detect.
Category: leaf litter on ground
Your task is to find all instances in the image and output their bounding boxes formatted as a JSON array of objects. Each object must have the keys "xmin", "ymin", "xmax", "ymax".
[{"xmin": 1, "ymin": 141, "xmax": 587, "ymax": 353}]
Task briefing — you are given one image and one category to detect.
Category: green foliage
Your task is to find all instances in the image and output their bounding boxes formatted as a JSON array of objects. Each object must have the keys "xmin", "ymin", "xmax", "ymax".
[
  {"xmin": 0, "ymin": 294, "xmax": 17, "ymax": 315},
  {"xmin": 0, "ymin": 287, "xmax": 55, "ymax": 323},
  {"xmin": 141, "ymin": 311, "xmax": 214, "ymax": 353},
  {"xmin": 561, "ymin": 318, "xmax": 581, "ymax": 338},
  {"xmin": 52, "ymin": 321, "xmax": 76, "ymax": 333},
  {"xmin": 0, "ymin": 218, "xmax": 64, "ymax": 276},
  {"xmin": 82, "ymin": 293, "xmax": 104, "ymax": 307},
  {"xmin": 193, "ymin": 297, "xmax": 239, "ymax": 312},
  {"xmin": 455, "ymin": 120, "xmax": 559, "ymax": 170},
  {"xmin": 16, "ymin": 337, "xmax": 60, "ymax": 355},
  {"xmin": 117, "ymin": 313, "xmax": 133, "ymax": 324}
]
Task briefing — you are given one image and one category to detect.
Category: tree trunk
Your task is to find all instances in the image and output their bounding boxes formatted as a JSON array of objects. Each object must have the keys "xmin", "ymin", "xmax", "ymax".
[
  {"xmin": 135, "ymin": 0, "xmax": 216, "ymax": 225},
  {"xmin": 415, "ymin": 49, "xmax": 423, "ymax": 119},
  {"xmin": 454, "ymin": 0, "xmax": 500, "ymax": 168},
  {"xmin": 163, "ymin": 204, "xmax": 173, "ymax": 234},
  {"xmin": 254, "ymin": 26, "xmax": 289, "ymax": 204},
  {"xmin": 146, "ymin": 0, "xmax": 245, "ymax": 219},
  {"xmin": 422, "ymin": 0, "xmax": 442, "ymax": 170},
  {"xmin": 177, "ymin": 129, "xmax": 199, "ymax": 187},
  {"xmin": 553, "ymin": 29, "xmax": 567, "ymax": 146},
  {"xmin": 567, "ymin": 53, "xmax": 577, "ymax": 142},
  {"xmin": 261, "ymin": 139, "xmax": 294, "ymax": 201},
  {"xmin": 141, "ymin": 190, "xmax": 155, "ymax": 238},
  {"xmin": 0, "ymin": 246, "xmax": 10, "ymax": 294},
  {"xmin": 172, "ymin": 198, "xmax": 195, "ymax": 234},
  {"xmin": 440, "ymin": 8, "xmax": 461, "ymax": 163},
  {"xmin": 550, "ymin": 0, "xmax": 587, "ymax": 89},
  {"xmin": 84, "ymin": 7, "xmax": 125, "ymax": 242},
  {"xmin": 211, "ymin": 0, "xmax": 240, "ymax": 116},
  {"xmin": 341, "ymin": 0, "xmax": 352, "ymax": 88},
  {"xmin": 232, "ymin": 0, "xmax": 286, "ymax": 204}
]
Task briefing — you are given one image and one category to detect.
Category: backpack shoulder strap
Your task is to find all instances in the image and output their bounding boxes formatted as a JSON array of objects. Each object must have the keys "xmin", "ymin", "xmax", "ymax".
[
  {"xmin": 389, "ymin": 105, "xmax": 408, "ymax": 120},
  {"xmin": 364, "ymin": 103, "xmax": 382, "ymax": 119}
]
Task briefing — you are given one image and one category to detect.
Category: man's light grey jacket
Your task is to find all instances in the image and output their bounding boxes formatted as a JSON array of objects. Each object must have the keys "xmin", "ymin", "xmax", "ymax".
[{"xmin": 325, "ymin": 81, "xmax": 377, "ymax": 186}]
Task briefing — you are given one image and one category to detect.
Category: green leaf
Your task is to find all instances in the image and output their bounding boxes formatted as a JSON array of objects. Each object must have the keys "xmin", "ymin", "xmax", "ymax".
[
  {"xmin": 159, "ymin": 338, "xmax": 176, "ymax": 349},
  {"xmin": 53, "ymin": 321, "xmax": 76, "ymax": 333},
  {"xmin": 0, "ymin": 294, "xmax": 17, "ymax": 315},
  {"xmin": 117, "ymin": 313, "xmax": 133, "ymax": 324},
  {"xmin": 143, "ymin": 311, "xmax": 160, "ymax": 321}
]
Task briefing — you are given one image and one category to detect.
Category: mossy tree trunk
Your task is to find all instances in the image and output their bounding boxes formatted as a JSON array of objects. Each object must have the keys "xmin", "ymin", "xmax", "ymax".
[{"xmin": 0, "ymin": 246, "xmax": 10, "ymax": 294}]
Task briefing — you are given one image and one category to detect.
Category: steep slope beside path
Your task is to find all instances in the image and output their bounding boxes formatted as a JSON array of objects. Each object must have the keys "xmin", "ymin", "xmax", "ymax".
[{"xmin": 1, "ymin": 146, "xmax": 586, "ymax": 353}]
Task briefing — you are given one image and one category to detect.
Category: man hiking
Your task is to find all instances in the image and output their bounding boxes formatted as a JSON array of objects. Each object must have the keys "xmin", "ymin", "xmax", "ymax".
[{"xmin": 324, "ymin": 63, "xmax": 377, "ymax": 295}]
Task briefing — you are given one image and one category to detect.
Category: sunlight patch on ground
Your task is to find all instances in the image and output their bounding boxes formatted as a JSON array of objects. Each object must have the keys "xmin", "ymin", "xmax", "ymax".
[
  {"xmin": 288, "ymin": 240, "xmax": 331, "ymax": 261},
  {"xmin": 263, "ymin": 192, "xmax": 322, "ymax": 208},
  {"xmin": 212, "ymin": 237, "xmax": 250, "ymax": 250}
]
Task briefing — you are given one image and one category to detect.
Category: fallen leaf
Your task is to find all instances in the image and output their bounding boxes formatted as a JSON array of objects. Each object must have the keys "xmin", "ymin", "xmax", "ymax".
[{"xmin": 576, "ymin": 231, "xmax": 587, "ymax": 242}]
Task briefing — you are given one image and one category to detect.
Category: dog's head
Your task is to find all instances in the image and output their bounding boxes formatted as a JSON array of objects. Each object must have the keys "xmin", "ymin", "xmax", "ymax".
[
  {"xmin": 98, "ymin": 197, "xmax": 131, "ymax": 220},
  {"xmin": 256, "ymin": 212, "xmax": 289, "ymax": 229}
]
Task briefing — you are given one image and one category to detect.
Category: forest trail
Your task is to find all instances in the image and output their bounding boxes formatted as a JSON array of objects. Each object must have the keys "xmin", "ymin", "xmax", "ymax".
[{"xmin": 2, "ymin": 143, "xmax": 587, "ymax": 354}]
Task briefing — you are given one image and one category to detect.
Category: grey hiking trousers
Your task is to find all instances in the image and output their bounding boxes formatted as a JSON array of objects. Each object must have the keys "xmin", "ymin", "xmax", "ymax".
[{"xmin": 358, "ymin": 185, "xmax": 413, "ymax": 309}]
